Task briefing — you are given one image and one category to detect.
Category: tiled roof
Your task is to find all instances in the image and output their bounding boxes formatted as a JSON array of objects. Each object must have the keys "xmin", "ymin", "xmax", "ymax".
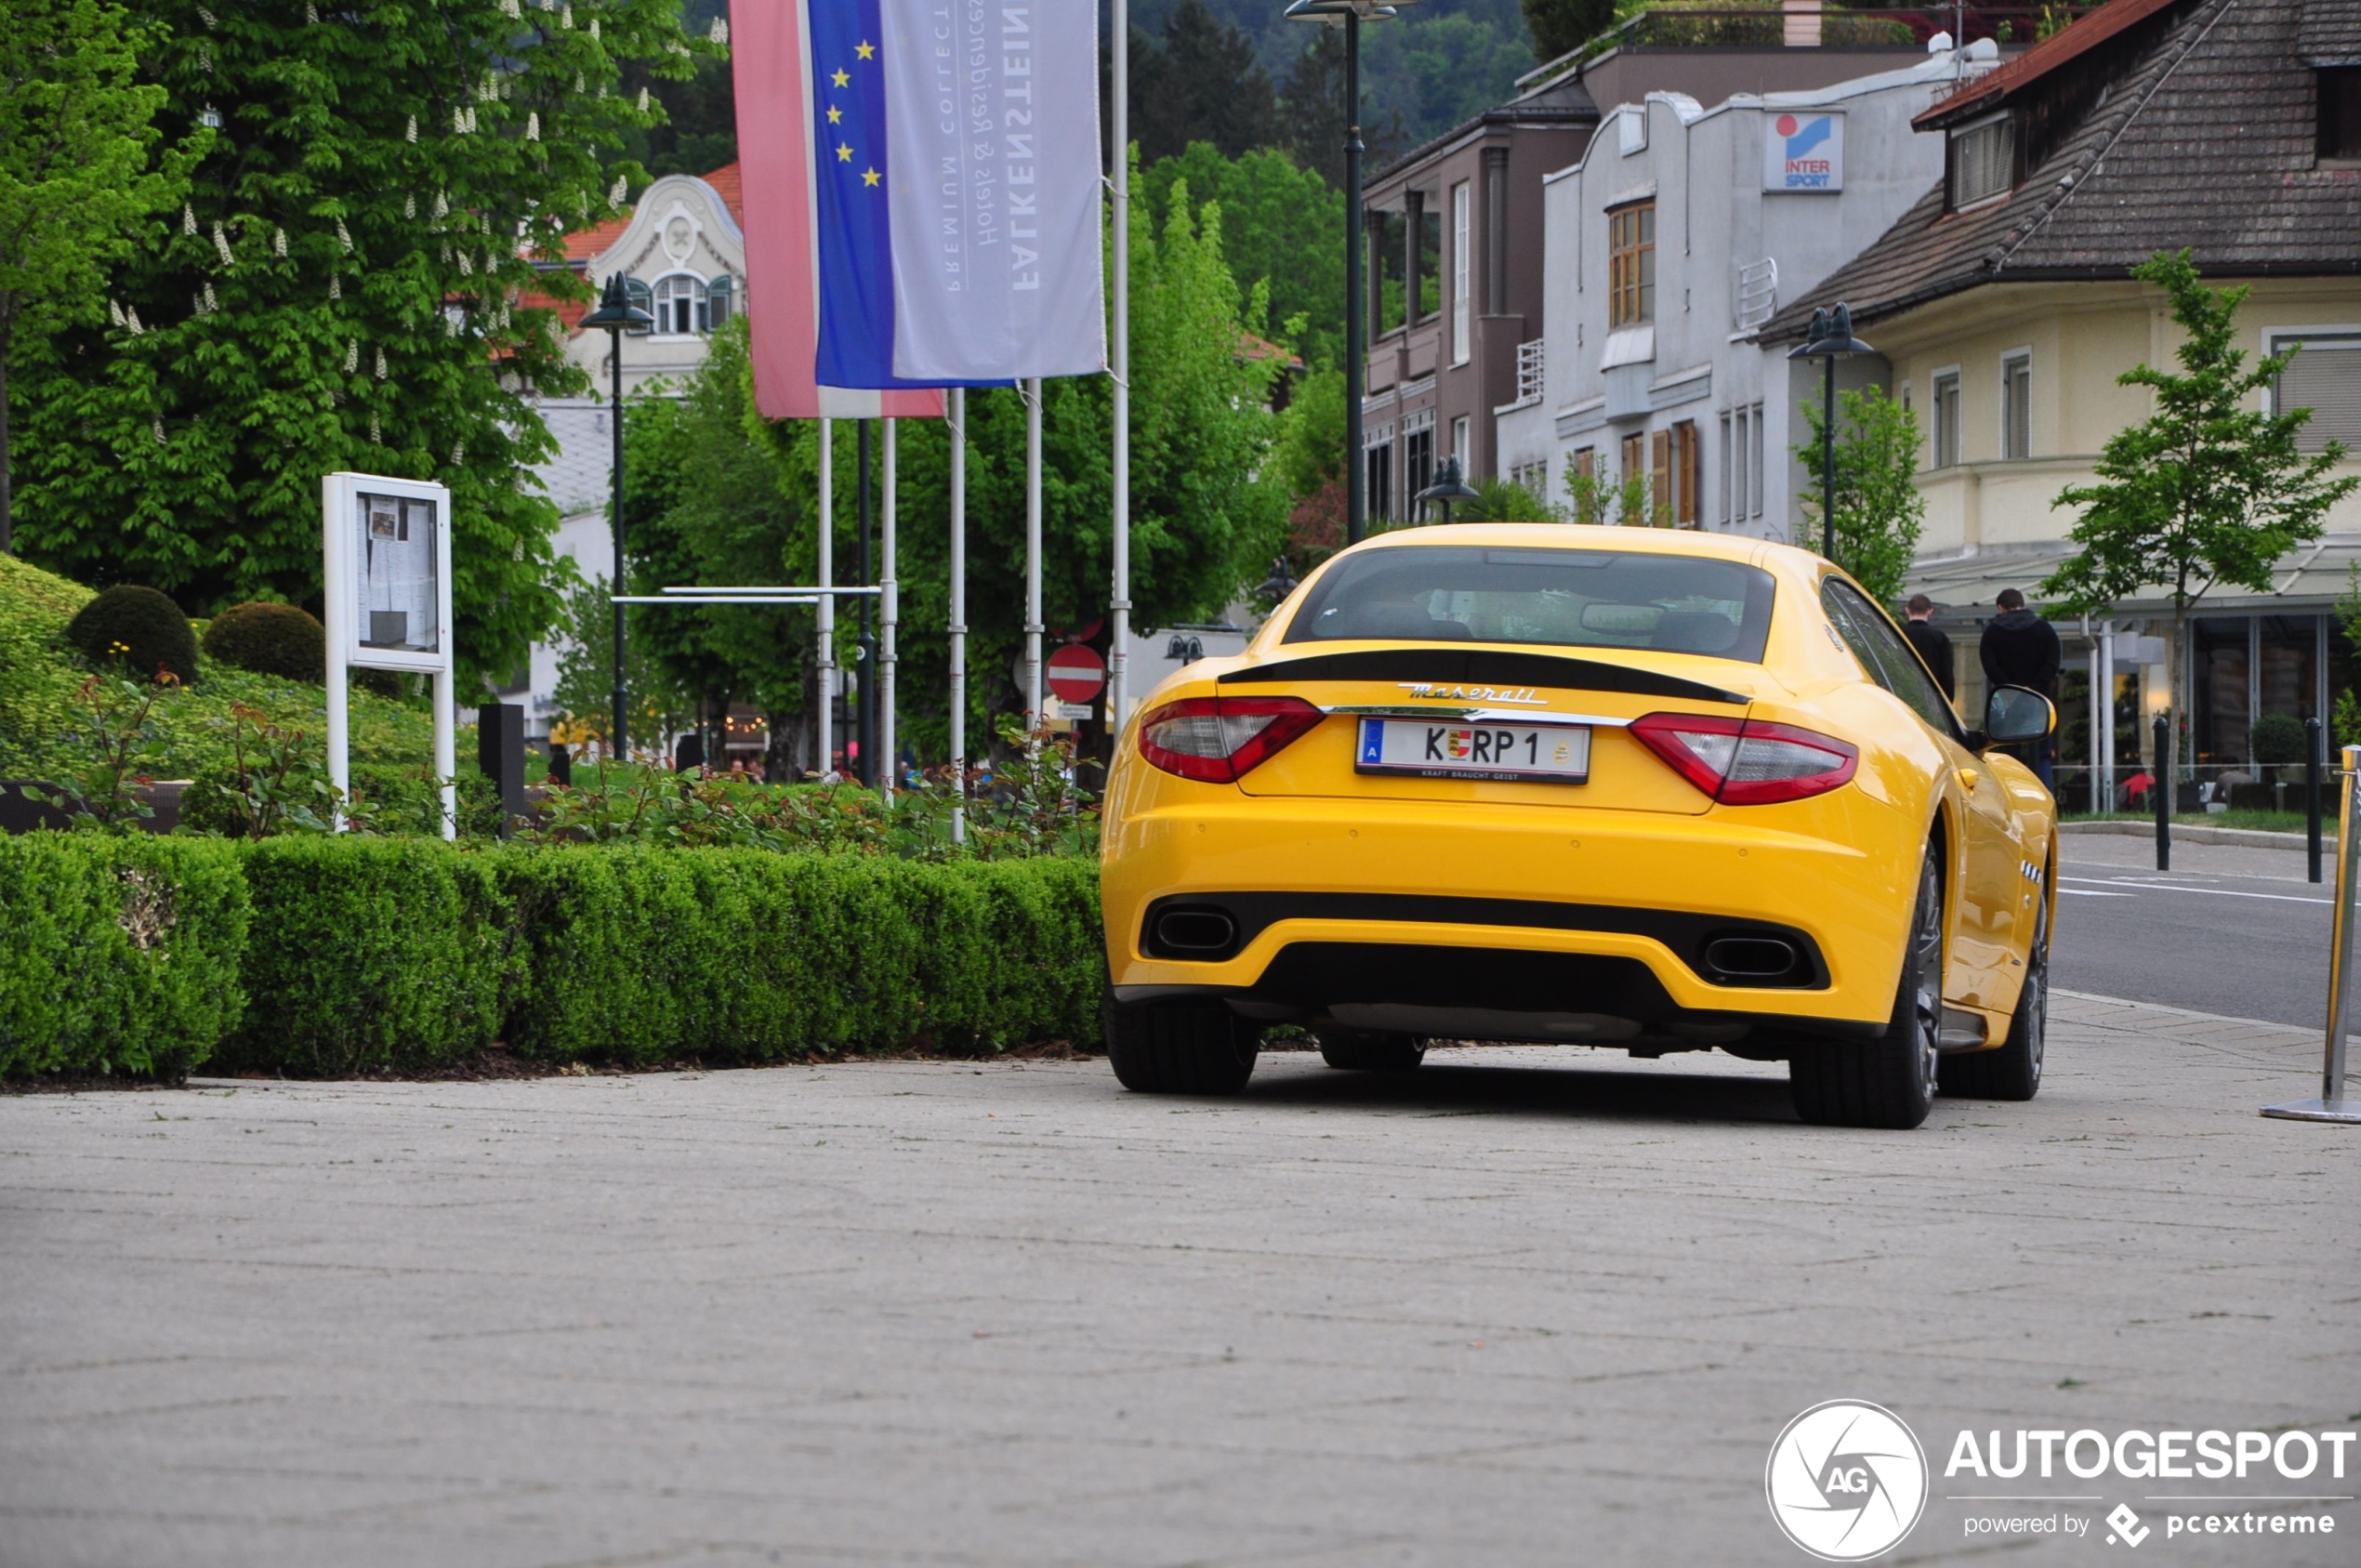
[
  {"xmin": 1767, "ymin": 0, "xmax": 2361, "ymax": 342},
  {"xmin": 2299, "ymin": 0, "xmax": 2361, "ymax": 63},
  {"xmin": 701, "ymin": 161, "xmax": 745, "ymax": 226},
  {"xmin": 1914, "ymin": 0, "xmax": 2186, "ymax": 127}
]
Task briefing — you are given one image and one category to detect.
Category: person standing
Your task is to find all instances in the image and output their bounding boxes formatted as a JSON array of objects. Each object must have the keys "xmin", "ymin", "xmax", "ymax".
[
  {"xmin": 1901, "ymin": 594, "xmax": 1955, "ymax": 703},
  {"xmin": 1979, "ymin": 588, "xmax": 2062, "ymax": 790}
]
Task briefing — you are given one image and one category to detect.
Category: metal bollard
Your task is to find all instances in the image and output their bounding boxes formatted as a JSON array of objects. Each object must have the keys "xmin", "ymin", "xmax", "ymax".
[
  {"xmin": 2307, "ymin": 717, "xmax": 2325, "ymax": 886},
  {"xmin": 2263, "ymin": 743, "xmax": 2361, "ymax": 1122},
  {"xmin": 2153, "ymin": 713, "xmax": 2170, "ymax": 872}
]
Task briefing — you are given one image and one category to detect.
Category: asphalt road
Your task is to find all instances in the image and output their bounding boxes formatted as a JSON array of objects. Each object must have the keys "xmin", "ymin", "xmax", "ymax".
[{"xmin": 2049, "ymin": 833, "xmax": 2335, "ymax": 1029}]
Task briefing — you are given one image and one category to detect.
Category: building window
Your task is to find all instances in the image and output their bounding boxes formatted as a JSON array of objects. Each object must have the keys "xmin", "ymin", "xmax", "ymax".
[
  {"xmin": 1720, "ymin": 402, "xmax": 1764, "ymax": 525},
  {"xmin": 623, "ymin": 277, "xmax": 653, "ymax": 335},
  {"xmin": 1366, "ymin": 441, "xmax": 1393, "ymax": 522},
  {"xmin": 1405, "ymin": 424, "xmax": 1435, "ymax": 508},
  {"xmin": 2322, "ymin": 69, "xmax": 2361, "ymax": 162},
  {"xmin": 2001, "ymin": 351, "xmax": 2032, "ymax": 460},
  {"xmin": 1608, "ymin": 202, "xmax": 1655, "ymax": 329},
  {"xmin": 1620, "ymin": 431, "xmax": 1649, "ymax": 520},
  {"xmin": 653, "ymin": 273, "xmax": 706, "ymax": 335},
  {"xmin": 2273, "ymin": 332, "xmax": 2361, "ymax": 452},
  {"xmin": 1451, "ymin": 181, "xmax": 1472, "ymax": 366},
  {"xmin": 703, "ymin": 275, "xmax": 734, "ymax": 331},
  {"xmin": 1451, "ymin": 414, "xmax": 1471, "ymax": 469},
  {"xmin": 1932, "ymin": 370, "xmax": 1961, "ymax": 468},
  {"xmin": 1949, "ymin": 113, "xmax": 2013, "ymax": 208}
]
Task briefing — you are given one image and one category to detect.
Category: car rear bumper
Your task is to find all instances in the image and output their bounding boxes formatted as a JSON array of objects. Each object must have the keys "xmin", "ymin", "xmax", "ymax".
[{"xmin": 1101, "ymin": 794, "xmax": 1919, "ymax": 1035}]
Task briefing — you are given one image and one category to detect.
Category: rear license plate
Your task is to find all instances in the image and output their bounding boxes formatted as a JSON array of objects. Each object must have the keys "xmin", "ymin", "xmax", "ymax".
[{"xmin": 1355, "ymin": 718, "xmax": 1591, "ymax": 784}]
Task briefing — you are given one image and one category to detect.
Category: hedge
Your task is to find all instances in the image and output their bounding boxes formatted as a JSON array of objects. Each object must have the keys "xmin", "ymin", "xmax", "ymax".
[
  {"xmin": 0, "ymin": 835, "xmax": 249, "ymax": 1077},
  {"xmin": 0, "ymin": 836, "xmax": 1102, "ymax": 1078}
]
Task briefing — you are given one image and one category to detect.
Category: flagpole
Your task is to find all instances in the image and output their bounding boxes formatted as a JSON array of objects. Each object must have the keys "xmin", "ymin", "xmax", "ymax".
[
  {"xmin": 1023, "ymin": 376, "xmax": 1044, "ymax": 731},
  {"xmin": 948, "ymin": 388, "xmax": 967, "ymax": 844},
  {"xmin": 880, "ymin": 416, "xmax": 898, "ymax": 800},
  {"xmin": 816, "ymin": 415, "xmax": 835, "ymax": 780},
  {"xmin": 1108, "ymin": 0, "xmax": 1130, "ymax": 756}
]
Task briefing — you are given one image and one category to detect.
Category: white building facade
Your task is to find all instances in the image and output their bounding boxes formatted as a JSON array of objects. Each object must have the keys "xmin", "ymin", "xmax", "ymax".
[
  {"xmin": 1495, "ymin": 44, "xmax": 1996, "ymax": 542},
  {"xmin": 511, "ymin": 167, "xmax": 746, "ymax": 740}
]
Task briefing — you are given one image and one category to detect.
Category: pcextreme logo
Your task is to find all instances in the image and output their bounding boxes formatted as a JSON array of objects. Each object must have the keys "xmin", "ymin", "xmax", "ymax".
[{"xmin": 1765, "ymin": 1400, "xmax": 1930, "ymax": 1561}]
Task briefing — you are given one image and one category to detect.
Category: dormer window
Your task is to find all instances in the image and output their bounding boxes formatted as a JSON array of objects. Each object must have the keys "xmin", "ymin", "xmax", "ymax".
[
  {"xmin": 1948, "ymin": 112, "xmax": 2014, "ymax": 208},
  {"xmin": 2321, "ymin": 68, "xmax": 2361, "ymax": 163}
]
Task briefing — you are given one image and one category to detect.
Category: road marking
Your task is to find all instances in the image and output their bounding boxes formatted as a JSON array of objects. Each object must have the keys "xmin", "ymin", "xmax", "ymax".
[
  {"xmin": 2059, "ymin": 876, "xmax": 2331, "ymax": 906},
  {"xmin": 2057, "ymin": 888, "xmax": 2134, "ymax": 897}
]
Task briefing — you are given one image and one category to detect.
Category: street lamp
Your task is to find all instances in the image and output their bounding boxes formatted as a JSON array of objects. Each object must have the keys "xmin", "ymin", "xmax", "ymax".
[
  {"xmin": 579, "ymin": 270, "xmax": 654, "ymax": 760},
  {"xmin": 1286, "ymin": 0, "xmax": 1417, "ymax": 549},
  {"xmin": 1786, "ymin": 302, "xmax": 1874, "ymax": 563},
  {"xmin": 1413, "ymin": 455, "xmax": 1480, "ymax": 524}
]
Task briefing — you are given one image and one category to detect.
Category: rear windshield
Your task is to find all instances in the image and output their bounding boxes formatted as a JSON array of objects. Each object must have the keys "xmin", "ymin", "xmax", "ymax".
[{"xmin": 1282, "ymin": 545, "xmax": 1777, "ymax": 664}]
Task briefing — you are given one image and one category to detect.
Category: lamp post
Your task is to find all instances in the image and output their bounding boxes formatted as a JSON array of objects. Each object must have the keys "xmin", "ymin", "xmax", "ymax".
[
  {"xmin": 580, "ymin": 271, "xmax": 654, "ymax": 759},
  {"xmin": 1414, "ymin": 455, "xmax": 1481, "ymax": 525},
  {"xmin": 1786, "ymin": 303, "xmax": 1874, "ymax": 564},
  {"xmin": 1286, "ymin": 0, "xmax": 1415, "ymax": 548}
]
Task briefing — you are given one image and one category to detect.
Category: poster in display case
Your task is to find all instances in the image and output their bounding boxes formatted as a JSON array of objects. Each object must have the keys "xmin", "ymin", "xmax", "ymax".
[{"xmin": 322, "ymin": 472, "xmax": 456, "ymax": 837}]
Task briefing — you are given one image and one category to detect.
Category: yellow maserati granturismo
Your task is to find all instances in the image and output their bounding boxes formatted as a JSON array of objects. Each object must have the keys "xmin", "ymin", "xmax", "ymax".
[{"xmin": 1099, "ymin": 524, "xmax": 2058, "ymax": 1129}]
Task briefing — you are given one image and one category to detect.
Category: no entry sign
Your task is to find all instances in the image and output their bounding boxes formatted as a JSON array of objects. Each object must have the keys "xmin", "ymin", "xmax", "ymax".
[{"xmin": 1046, "ymin": 643, "xmax": 1106, "ymax": 705}]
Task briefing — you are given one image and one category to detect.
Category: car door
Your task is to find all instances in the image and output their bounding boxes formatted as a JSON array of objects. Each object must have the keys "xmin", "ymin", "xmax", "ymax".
[{"xmin": 1819, "ymin": 580, "xmax": 2022, "ymax": 1013}]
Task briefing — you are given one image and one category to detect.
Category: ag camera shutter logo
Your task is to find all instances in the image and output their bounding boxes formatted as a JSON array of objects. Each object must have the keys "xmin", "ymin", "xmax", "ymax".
[{"xmin": 1766, "ymin": 1400, "xmax": 1929, "ymax": 1560}]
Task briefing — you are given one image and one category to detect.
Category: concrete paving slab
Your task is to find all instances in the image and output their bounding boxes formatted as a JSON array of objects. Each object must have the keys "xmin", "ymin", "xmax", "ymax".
[{"xmin": 3, "ymin": 998, "xmax": 2357, "ymax": 1567}]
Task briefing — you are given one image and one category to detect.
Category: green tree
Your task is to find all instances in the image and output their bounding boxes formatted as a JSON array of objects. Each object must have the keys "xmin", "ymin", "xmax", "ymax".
[
  {"xmin": 2042, "ymin": 251, "xmax": 2358, "ymax": 801},
  {"xmin": 549, "ymin": 575, "xmax": 693, "ymax": 758},
  {"xmin": 0, "ymin": 0, "xmax": 193, "ymax": 554},
  {"xmin": 1522, "ymin": 0, "xmax": 1617, "ymax": 59},
  {"xmin": 1132, "ymin": 0, "xmax": 1282, "ymax": 165},
  {"xmin": 1140, "ymin": 143, "xmax": 1341, "ymax": 366},
  {"xmin": 1796, "ymin": 384, "xmax": 1925, "ymax": 606},
  {"xmin": 10, "ymin": 0, "xmax": 706, "ymax": 688}
]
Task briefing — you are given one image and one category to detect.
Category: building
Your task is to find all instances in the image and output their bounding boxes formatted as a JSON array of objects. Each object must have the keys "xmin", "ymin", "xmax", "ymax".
[
  {"xmin": 1764, "ymin": 0, "xmax": 2361, "ymax": 791},
  {"xmin": 1357, "ymin": 1, "xmax": 2018, "ymax": 517},
  {"xmin": 511, "ymin": 165, "xmax": 748, "ymax": 743},
  {"xmin": 1493, "ymin": 43, "xmax": 1994, "ymax": 536}
]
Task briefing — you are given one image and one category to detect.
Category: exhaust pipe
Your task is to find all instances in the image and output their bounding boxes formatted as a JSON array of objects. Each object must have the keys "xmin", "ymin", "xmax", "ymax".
[
  {"xmin": 1152, "ymin": 906, "xmax": 1239, "ymax": 958},
  {"xmin": 1703, "ymin": 936, "xmax": 1800, "ymax": 981}
]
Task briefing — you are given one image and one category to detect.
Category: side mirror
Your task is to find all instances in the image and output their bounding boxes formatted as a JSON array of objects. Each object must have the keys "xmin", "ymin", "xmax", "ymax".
[{"xmin": 1984, "ymin": 684, "xmax": 2055, "ymax": 746}]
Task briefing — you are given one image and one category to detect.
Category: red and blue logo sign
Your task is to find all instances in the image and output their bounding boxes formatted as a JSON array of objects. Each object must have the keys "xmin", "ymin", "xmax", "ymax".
[{"xmin": 1765, "ymin": 111, "xmax": 1844, "ymax": 192}]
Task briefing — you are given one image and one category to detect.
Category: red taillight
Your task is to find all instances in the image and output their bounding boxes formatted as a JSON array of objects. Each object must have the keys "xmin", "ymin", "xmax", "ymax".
[
  {"xmin": 1138, "ymin": 695, "xmax": 1324, "ymax": 783},
  {"xmin": 1629, "ymin": 712, "xmax": 1858, "ymax": 805}
]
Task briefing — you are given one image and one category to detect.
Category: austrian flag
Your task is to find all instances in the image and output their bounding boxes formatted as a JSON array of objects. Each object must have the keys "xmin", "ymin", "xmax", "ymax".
[{"xmin": 731, "ymin": 0, "xmax": 1106, "ymax": 418}]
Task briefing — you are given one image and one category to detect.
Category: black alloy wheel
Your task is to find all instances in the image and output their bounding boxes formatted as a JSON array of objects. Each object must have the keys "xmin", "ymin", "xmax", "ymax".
[
  {"xmin": 1940, "ymin": 876, "xmax": 2046, "ymax": 1100},
  {"xmin": 1790, "ymin": 850, "xmax": 1942, "ymax": 1130}
]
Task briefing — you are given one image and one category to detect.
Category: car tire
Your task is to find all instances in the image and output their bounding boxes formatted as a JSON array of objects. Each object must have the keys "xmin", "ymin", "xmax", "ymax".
[
  {"xmin": 1940, "ymin": 881, "xmax": 2046, "ymax": 1101},
  {"xmin": 1315, "ymin": 1029, "xmax": 1427, "ymax": 1072},
  {"xmin": 1790, "ymin": 850, "xmax": 1941, "ymax": 1130},
  {"xmin": 1103, "ymin": 994, "xmax": 1260, "ymax": 1095}
]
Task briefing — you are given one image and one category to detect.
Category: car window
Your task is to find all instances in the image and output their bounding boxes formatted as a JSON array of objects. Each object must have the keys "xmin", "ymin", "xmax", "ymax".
[
  {"xmin": 1822, "ymin": 580, "xmax": 1963, "ymax": 740},
  {"xmin": 1283, "ymin": 546, "xmax": 1778, "ymax": 664}
]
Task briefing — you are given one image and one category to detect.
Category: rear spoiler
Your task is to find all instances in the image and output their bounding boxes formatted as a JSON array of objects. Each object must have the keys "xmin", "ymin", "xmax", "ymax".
[{"xmin": 1216, "ymin": 647, "xmax": 1748, "ymax": 706}]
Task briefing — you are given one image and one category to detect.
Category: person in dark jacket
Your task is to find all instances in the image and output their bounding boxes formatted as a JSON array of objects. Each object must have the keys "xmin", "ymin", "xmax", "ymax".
[
  {"xmin": 1978, "ymin": 588, "xmax": 2062, "ymax": 788},
  {"xmin": 1901, "ymin": 593, "xmax": 1955, "ymax": 703}
]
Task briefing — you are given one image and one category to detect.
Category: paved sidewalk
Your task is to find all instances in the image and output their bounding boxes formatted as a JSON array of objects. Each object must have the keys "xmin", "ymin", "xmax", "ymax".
[{"xmin": 3, "ymin": 995, "xmax": 2355, "ymax": 1568}]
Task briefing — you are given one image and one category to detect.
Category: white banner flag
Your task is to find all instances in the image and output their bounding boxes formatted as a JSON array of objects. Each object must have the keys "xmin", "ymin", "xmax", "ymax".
[{"xmin": 879, "ymin": 0, "xmax": 1106, "ymax": 382}]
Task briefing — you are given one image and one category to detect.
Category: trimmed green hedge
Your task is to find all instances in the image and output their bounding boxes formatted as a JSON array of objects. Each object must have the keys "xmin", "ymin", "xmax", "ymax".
[
  {"xmin": 0, "ymin": 837, "xmax": 1102, "ymax": 1078},
  {"xmin": 0, "ymin": 836, "xmax": 249, "ymax": 1077}
]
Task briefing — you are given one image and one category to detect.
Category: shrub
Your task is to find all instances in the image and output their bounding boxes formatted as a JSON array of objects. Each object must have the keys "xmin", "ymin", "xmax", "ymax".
[
  {"xmin": 2250, "ymin": 712, "xmax": 2309, "ymax": 767},
  {"xmin": 498, "ymin": 847, "xmax": 1102, "ymax": 1063},
  {"xmin": 0, "ymin": 835, "xmax": 249, "ymax": 1078},
  {"xmin": 65, "ymin": 585, "xmax": 199, "ymax": 685},
  {"xmin": 202, "ymin": 601, "xmax": 326, "ymax": 681},
  {"xmin": 214, "ymin": 837, "xmax": 512, "ymax": 1075}
]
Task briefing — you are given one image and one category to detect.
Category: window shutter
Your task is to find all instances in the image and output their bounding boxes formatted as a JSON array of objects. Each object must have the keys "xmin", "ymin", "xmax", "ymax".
[
  {"xmin": 1651, "ymin": 430, "xmax": 1671, "ymax": 524},
  {"xmin": 1676, "ymin": 422, "xmax": 1700, "ymax": 526},
  {"xmin": 2278, "ymin": 342, "xmax": 2361, "ymax": 453}
]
